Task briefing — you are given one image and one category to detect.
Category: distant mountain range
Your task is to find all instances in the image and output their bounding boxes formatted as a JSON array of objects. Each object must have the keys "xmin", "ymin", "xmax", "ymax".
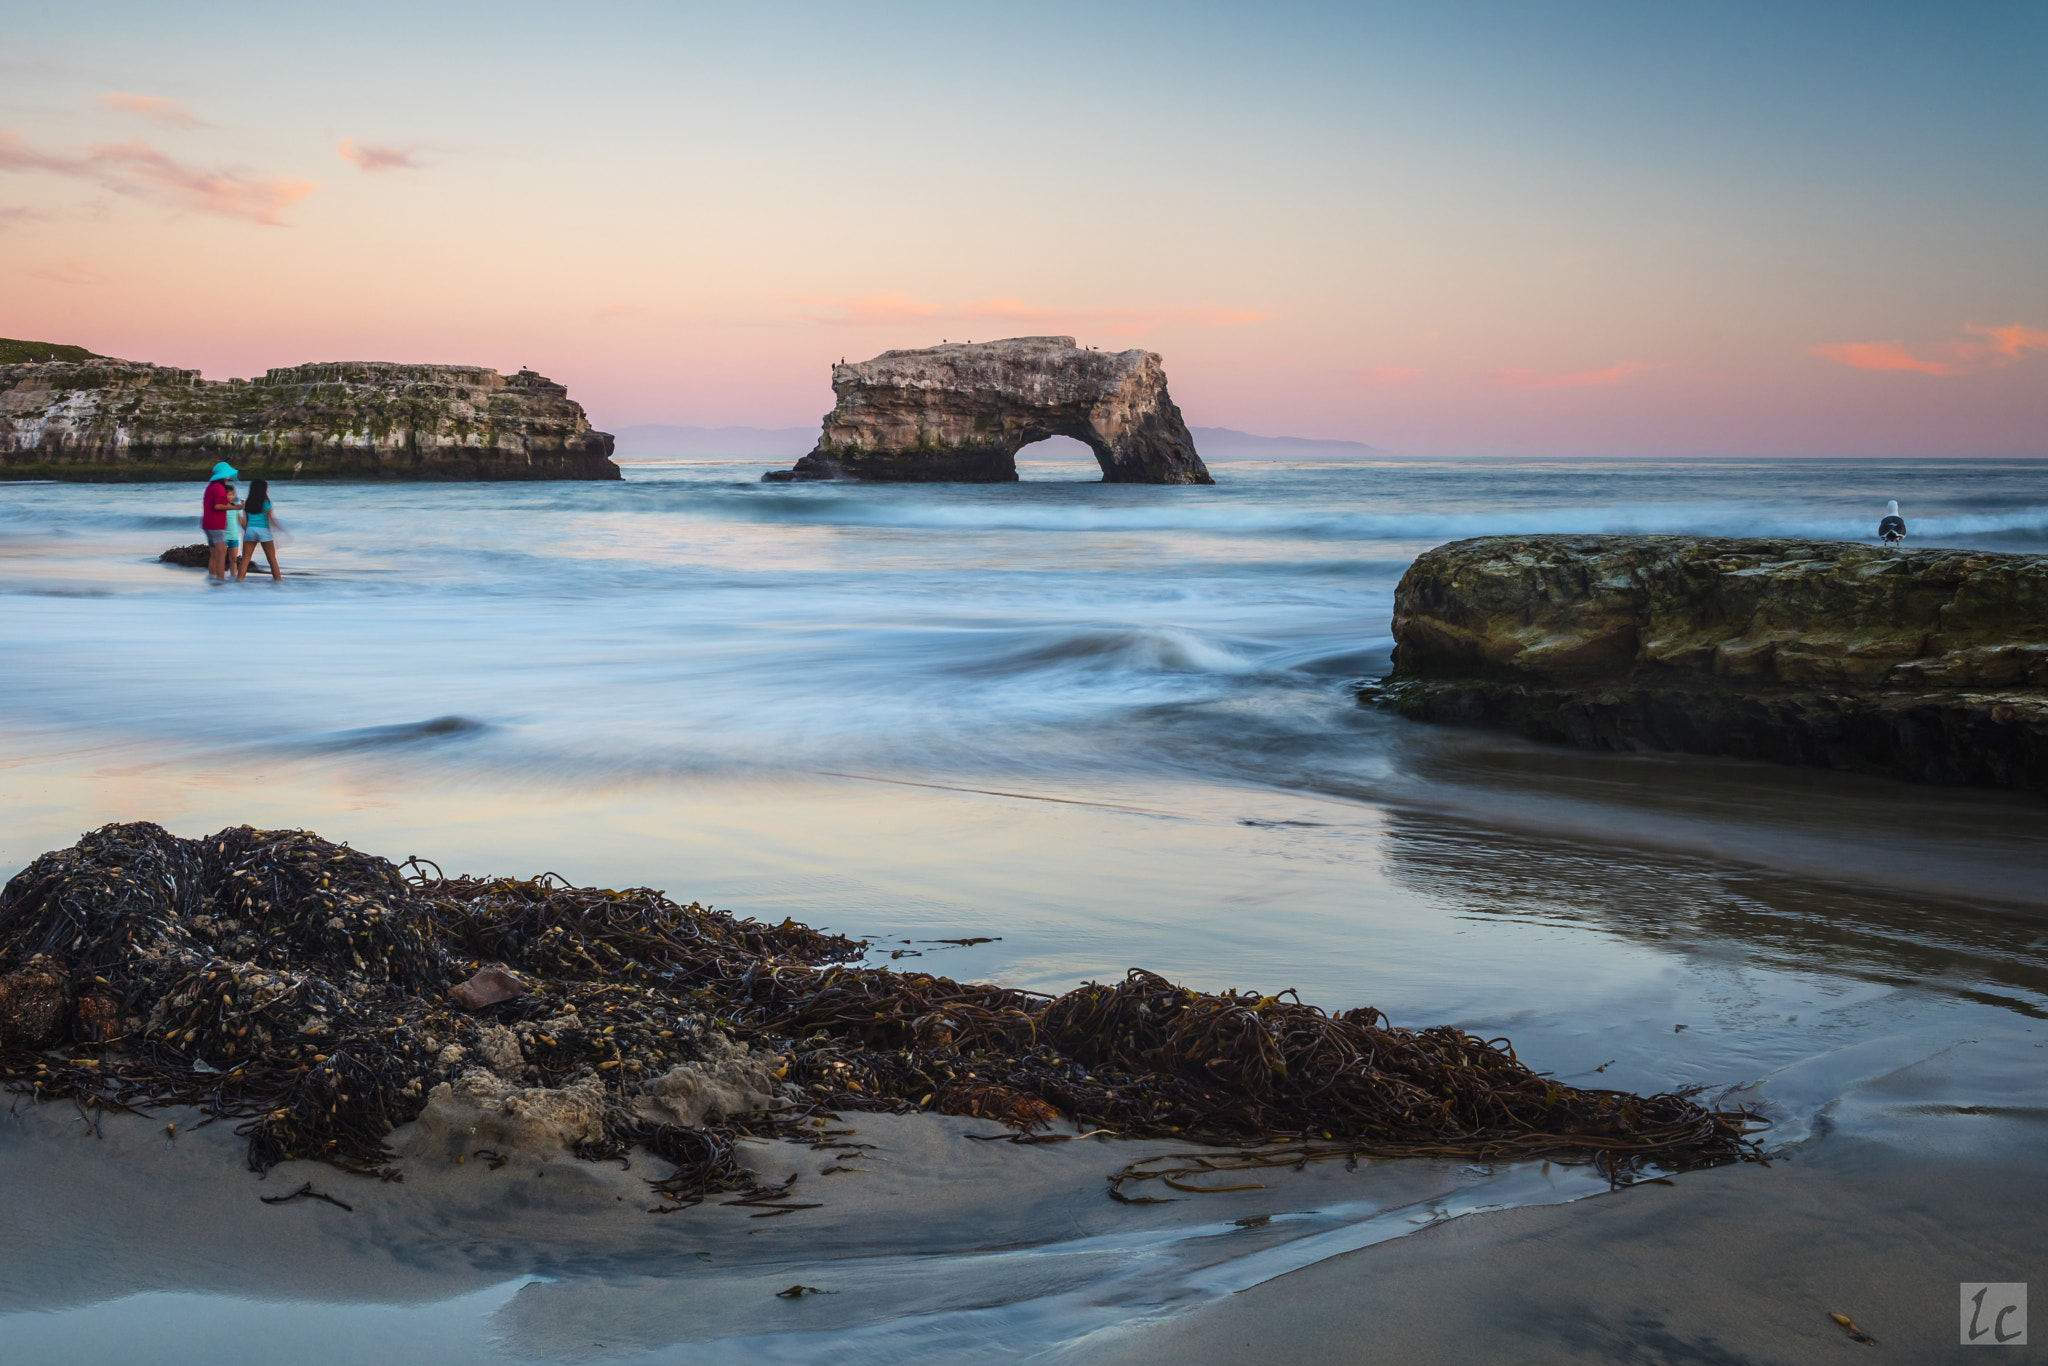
[
  {"xmin": 611, "ymin": 425, "xmax": 817, "ymax": 458},
  {"xmin": 1188, "ymin": 428, "xmax": 1386, "ymax": 459},
  {"xmin": 610, "ymin": 424, "xmax": 1384, "ymax": 461}
]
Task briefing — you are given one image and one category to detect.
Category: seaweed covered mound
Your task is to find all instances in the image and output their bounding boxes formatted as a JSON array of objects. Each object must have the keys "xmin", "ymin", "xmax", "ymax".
[
  {"xmin": 1, "ymin": 823, "xmax": 1761, "ymax": 1204},
  {"xmin": 0, "ymin": 823, "xmax": 857, "ymax": 1187}
]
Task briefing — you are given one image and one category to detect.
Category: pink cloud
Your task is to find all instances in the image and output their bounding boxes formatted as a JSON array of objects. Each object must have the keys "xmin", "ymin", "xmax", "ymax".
[
  {"xmin": 90, "ymin": 139, "xmax": 314, "ymax": 224},
  {"xmin": 1486, "ymin": 361, "xmax": 1654, "ymax": 390},
  {"xmin": 98, "ymin": 92, "xmax": 204, "ymax": 128},
  {"xmin": 1964, "ymin": 322, "xmax": 2048, "ymax": 364},
  {"xmin": 0, "ymin": 130, "xmax": 77, "ymax": 174},
  {"xmin": 1179, "ymin": 306, "xmax": 1270, "ymax": 328},
  {"xmin": 1809, "ymin": 341, "xmax": 1953, "ymax": 375},
  {"xmin": 797, "ymin": 293, "xmax": 1269, "ymax": 337},
  {"xmin": 956, "ymin": 296, "xmax": 1069, "ymax": 326},
  {"xmin": 336, "ymin": 138, "xmax": 422, "ymax": 172},
  {"xmin": 795, "ymin": 292, "xmax": 945, "ymax": 326},
  {"xmin": 1348, "ymin": 366, "xmax": 1424, "ymax": 387},
  {"xmin": 0, "ymin": 130, "xmax": 313, "ymax": 225},
  {"xmin": 25, "ymin": 257, "xmax": 94, "ymax": 284},
  {"xmin": 1810, "ymin": 322, "xmax": 2048, "ymax": 377},
  {"xmin": 958, "ymin": 297, "xmax": 1268, "ymax": 336}
]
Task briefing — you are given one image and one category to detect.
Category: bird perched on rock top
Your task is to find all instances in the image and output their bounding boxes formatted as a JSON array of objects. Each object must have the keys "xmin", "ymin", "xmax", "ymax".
[{"xmin": 1878, "ymin": 499, "xmax": 1907, "ymax": 546}]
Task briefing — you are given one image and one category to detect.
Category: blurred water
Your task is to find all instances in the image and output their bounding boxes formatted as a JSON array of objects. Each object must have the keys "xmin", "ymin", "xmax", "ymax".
[
  {"xmin": 2, "ymin": 457, "xmax": 2043, "ymax": 791},
  {"xmin": 1, "ymin": 456, "xmax": 2045, "ymax": 1363}
]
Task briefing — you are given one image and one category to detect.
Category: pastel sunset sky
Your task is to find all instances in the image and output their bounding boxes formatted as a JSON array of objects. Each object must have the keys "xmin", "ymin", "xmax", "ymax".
[{"xmin": 4, "ymin": 1, "xmax": 2044, "ymax": 455}]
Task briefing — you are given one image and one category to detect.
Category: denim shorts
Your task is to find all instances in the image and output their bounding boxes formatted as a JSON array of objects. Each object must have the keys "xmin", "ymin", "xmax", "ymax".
[{"xmin": 204, "ymin": 527, "xmax": 227, "ymax": 545}]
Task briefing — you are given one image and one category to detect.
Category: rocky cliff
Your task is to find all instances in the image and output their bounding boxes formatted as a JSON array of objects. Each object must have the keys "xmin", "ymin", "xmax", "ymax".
[
  {"xmin": 765, "ymin": 336, "xmax": 1212, "ymax": 484},
  {"xmin": 1375, "ymin": 535, "xmax": 2048, "ymax": 791},
  {"xmin": 0, "ymin": 360, "xmax": 619, "ymax": 481}
]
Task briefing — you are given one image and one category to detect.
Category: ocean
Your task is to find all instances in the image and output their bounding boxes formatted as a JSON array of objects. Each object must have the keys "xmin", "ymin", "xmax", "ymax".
[{"xmin": 1, "ymin": 455, "xmax": 2044, "ymax": 1362}]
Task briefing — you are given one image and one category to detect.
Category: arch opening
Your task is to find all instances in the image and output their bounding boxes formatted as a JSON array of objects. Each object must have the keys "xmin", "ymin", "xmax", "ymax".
[{"xmin": 1014, "ymin": 432, "xmax": 1107, "ymax": 480}]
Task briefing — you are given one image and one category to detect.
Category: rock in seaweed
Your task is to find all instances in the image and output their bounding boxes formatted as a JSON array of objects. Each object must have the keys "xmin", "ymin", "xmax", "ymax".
[
  {"xmin": 411, "ymin": 1070, "xmax": 609, "ymax": 1160},
  {"xmin": 449, "ymin": 964, "xmax": 529, "ymax": 1011},
  {"xmin": 638, "ymin": 1033, "xmax": 785, "ymax": 1128}
]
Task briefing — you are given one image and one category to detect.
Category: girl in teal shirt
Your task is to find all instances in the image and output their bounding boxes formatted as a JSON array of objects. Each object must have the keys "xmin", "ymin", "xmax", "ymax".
[{"xmin": 236, "ymin": 478, "xmax": 283, "ymax": 581}]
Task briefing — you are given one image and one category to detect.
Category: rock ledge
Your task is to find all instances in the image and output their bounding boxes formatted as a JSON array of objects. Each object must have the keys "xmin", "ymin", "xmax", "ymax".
[
  {"xmin": 1375, "ymin": 535, "xmax": 2048, "ymax": 791},
  {"xmin": 1, "ymin": 359, "xmax": 619, "ymax": 481}
]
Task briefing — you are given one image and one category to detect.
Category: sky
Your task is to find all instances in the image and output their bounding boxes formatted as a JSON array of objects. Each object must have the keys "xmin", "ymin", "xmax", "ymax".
[{"xmin": 3, "ymin": 0, "xmax": 2045, "ymax": 456}]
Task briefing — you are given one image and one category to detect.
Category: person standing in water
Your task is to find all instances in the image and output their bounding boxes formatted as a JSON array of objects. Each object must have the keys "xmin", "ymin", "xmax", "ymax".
[
  {"xmin": 201, "ymin": 462, "xmax": 241, "ymax": 582},
  {"xmin": 235, "ymin": 477, "xmax": 283, "ymax": 581},
  {"xmin": 1878, "ymin": 500, "xmax": 1907, "ymax": 547},
  {"xmin": 221, "ymin": 476, "xmax": 244, "ymax": 570}
]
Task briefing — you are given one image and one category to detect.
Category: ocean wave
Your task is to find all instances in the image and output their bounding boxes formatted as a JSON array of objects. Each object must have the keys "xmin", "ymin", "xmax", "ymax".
[
  {"xmin": 294, "ymin": 715, "xmax": 491, "ymax": 752},
  {"xmin": 948, "ymin": 625, "xmax": 1268, "ymax": 679},
  {"xmin": 704, "ymin": 494, "xmax": 2048, "ymax": 543},
  {"xmin": 0, "ymin": 508, "xmax": 211, "ymax": 533}
]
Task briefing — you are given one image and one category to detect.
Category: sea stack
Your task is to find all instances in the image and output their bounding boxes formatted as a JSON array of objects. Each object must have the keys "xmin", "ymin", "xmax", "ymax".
[
  {"xmin": 765, "ymin": 336, "xmax": 1212, "ymax": 484},
  {"xmin": 0, "ymin": 359, "xmax": 620, "ymax": 481},
  {"xmin": 1375, "ymin": 534, "xmax": 2048, "ymax": 791}
]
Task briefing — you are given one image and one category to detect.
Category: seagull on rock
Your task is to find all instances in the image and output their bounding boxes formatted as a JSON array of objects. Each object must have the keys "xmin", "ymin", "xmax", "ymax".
[{"xmin": 1878, "ymin": 499, "xmax": 1907, "ymax": 547}]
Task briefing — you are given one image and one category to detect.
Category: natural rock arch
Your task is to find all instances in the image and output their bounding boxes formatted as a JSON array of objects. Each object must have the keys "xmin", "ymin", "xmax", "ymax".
[{"xmin": 764, "ymin": 336, "xmax": 1212, "ymax": 485}]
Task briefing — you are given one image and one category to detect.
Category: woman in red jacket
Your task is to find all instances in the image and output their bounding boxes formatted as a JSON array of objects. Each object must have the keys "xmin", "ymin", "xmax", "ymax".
[{"xmin": 201, "ymin": 461, "xmax": 241, "ymax": 582}]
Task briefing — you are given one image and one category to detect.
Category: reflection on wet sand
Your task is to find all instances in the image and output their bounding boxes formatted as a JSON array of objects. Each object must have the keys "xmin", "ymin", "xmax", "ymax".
[
  {"xmin": 1359, "ymin": 719, "xmax": 2048, "ymax": 907},
  {"xmin": 1380, "ymin": 814, "xmax": 2048, "ymax": 1021}
]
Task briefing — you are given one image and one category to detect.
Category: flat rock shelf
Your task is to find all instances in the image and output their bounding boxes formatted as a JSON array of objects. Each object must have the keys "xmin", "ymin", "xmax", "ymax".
[{"xmin": 1372, "ymin": 535, "xmax": 2048, "ymax": 791}]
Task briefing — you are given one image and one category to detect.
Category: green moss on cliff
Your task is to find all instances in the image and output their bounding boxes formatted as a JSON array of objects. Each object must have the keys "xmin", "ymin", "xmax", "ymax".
[{"xmin": 0, "ymin": 339, "xmax": 105, "ymax": 364}]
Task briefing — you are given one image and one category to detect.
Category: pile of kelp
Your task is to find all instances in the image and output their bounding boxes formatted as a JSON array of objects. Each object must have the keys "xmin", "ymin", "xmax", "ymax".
[{"xmin": 0, "ymin": 822, "xmax": 1762, "ymax": 1205}]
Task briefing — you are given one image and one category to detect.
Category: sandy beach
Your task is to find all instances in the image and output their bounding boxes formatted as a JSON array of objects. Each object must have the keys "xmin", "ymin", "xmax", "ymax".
[
  {"xmin": 6, "ymin": 1040, "xmax": 2042, "ymax": 1364},
  {"xmin": 1084, "ymin": 1134, "xmax": 2048, "ymax": 1364}
]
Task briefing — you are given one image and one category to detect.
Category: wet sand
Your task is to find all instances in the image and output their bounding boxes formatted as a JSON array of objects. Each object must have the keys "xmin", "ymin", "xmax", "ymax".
[
  {"xmin": 0, "ymin": 1101, "xmax": 1605, "ymax": 1360},
  {"xmin": 5, "ymin": 1005, "xmax": 2043, "ymax": 1362},
  {"xmin": 3, "ymin": 756, "xmax": 2046, "ymax": 1362},
  {"xmin": 1079, "ymin": 1133, "xmax": 2048, "ymax": 1364}
]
